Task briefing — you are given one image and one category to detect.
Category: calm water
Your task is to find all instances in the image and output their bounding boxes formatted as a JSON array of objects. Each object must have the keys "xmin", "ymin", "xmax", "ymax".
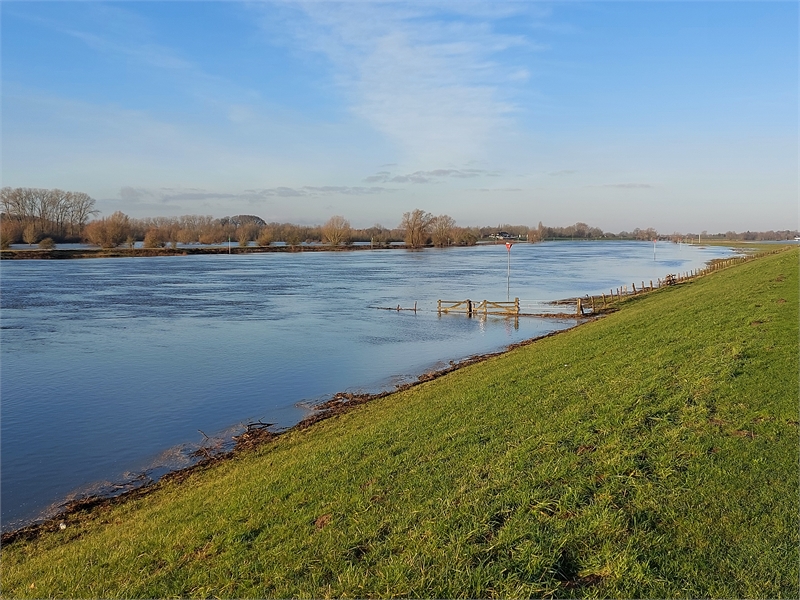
[{"xmin": 0, "ymin": 241, "xmax": 735, "ymax": 530}]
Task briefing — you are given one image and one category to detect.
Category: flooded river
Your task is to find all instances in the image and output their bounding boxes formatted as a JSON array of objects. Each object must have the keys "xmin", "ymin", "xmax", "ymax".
[{"xmin": 0, "ymin": 240, "xmax": 735, "ymax": 529}]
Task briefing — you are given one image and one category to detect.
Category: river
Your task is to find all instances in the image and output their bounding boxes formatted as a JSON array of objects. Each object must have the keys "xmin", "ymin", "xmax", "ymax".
[{"xmin": 0, "ymin": 240, "xmax": 735, "ymax": 530}]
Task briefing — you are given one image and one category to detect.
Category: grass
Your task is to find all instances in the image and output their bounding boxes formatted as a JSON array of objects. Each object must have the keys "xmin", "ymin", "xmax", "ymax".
[{"xmin": 3, "ymin": 248, "xmax": 798, "ymax": 598}]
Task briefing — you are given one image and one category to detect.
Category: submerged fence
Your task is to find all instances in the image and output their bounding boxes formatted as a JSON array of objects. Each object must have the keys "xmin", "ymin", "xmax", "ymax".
[{"xmin": 438, "ymin": 298, "xmax": 520, "ymax": 316}]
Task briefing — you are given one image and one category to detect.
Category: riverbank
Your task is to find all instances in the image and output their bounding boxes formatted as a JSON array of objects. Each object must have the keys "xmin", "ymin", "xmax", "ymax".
[{"xmin": 3, "ymin": 248, "xmax": 798, "ymax": 597}]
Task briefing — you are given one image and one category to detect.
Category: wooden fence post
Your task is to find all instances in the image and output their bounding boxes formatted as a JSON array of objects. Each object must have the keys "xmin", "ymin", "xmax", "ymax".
[
  {"xmin": 515, "ymin": 297, "xmax": 520, "ymax": 315},
  {"xmin": 576, "ymin": 298, "xmax": 583, "ymax": 316},
  {"xmin": 437, "ymin": 300, "xmax": 441, "ymax": 314}
]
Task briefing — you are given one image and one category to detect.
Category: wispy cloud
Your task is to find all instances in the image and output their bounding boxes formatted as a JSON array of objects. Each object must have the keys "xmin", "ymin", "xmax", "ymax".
[
  {"xmin": 364, "ymin": 167, "xmax": 498, "ymax": 184},
  {"xmin": 549, "ymin": 169, "xmax": 577, "ymax": 176},
  {"xmin": 598, "ymin": 183, "xmax": 654, "ymax": 189},
  {"xmin": 121, "ymin": 185, "xmax": 395, "ymax": 205},
  {"xmin": 258, "ymin": 1, "xmax": 547, "ymax": 164}
]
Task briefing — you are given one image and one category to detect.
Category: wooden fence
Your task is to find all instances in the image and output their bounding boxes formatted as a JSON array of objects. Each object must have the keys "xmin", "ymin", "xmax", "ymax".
[
  {"xmin": 558, "ymin": 248, "xmax": 788, "ymax": 316},
  {"xmin": 438, "ymin": 298, "xmax": 520, "ymax": 316}
]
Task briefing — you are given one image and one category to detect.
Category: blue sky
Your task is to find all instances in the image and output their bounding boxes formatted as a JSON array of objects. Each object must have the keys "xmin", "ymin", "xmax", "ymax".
[{"xmin": 2, "ymin": 1, "xmax": 797, "ymax": 232}]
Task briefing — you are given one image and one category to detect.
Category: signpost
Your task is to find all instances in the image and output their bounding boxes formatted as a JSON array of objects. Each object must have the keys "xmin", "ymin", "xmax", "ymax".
[{"xmin": 506, "ymin": 241, "xmax": 512, "ymax": 300}]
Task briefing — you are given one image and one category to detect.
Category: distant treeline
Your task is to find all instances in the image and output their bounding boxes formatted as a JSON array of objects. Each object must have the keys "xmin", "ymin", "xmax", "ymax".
[
  {"xmin": 1, "ymin": 187, "xmax": 796, "ymax": 249},
  {"xmin": 0, "ymin": 187, "xmax": 98, "ymax": 244}
]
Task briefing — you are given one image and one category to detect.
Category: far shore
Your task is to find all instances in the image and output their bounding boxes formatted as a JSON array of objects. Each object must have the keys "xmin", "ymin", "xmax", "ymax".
[{"xmin": 2, "ymin": 238, "xmax": 790, "ymax": 260}]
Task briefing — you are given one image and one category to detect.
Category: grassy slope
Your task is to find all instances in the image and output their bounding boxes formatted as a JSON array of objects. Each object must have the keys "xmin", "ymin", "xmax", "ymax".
[{"xmin": 4, "ymin": 249, "xmax": 798, "ymax": 598}]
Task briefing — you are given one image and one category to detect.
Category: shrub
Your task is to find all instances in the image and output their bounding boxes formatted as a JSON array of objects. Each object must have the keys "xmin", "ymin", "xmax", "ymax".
[
  {"xmin": 257, "ymin": 229, "xmax": 273, "ymax": 247},
  {"xmin": 143, "ymin": 228, "xmax": 165, "ymax": 248}
]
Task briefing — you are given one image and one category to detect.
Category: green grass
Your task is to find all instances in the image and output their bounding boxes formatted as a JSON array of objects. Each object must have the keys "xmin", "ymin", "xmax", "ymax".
[{"xmin": 3, "ymin": 249, "xmax": 798, "ymax": 598}]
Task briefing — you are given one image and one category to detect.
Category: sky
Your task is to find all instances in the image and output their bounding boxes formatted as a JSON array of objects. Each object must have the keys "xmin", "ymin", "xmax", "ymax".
[{"xmin": 2, "ymin": 1, "xmax": 797, "ymax": 232}]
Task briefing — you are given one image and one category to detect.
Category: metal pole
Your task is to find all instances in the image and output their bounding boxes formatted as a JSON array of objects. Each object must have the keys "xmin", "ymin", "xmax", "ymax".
[{"xmin": 506, "ymin": 242, "xmax": 511, "ymax": 301}]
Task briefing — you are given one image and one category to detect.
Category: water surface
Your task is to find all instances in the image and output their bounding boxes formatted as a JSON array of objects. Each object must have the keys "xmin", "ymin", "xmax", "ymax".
[{"xmin": 0, "ymin": 241, "xmax": 735, "ymax": 529}]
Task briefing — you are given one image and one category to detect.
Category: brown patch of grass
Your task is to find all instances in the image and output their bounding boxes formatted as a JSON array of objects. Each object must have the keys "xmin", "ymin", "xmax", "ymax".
[
  {"xmin": 731, "ymin": 430, "xmax": 757, "ymax": 439},
  {"xmin": 315, "ymin": 514, "xmax": 332, "ymax": 529}
]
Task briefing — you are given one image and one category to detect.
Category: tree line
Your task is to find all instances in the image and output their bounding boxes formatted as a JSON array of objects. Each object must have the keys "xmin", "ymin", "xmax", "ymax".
[
  {"xmin": 1, "ymin": 187, "xmax": 98, "ymax": 245},
  {"xmin": 1, "ymin": 187, "xmax": 796, "ymax": 249}
]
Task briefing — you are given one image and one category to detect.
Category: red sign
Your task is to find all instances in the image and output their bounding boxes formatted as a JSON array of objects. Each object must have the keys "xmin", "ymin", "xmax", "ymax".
[{"xmin": 505, "ymin": 242, "xmax": 512, "ymax": 251}]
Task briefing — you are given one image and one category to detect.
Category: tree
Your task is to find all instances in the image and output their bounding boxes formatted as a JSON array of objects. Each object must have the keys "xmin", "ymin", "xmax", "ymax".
[
  {"xmin": 283, "ymin": 225, "xmax": 302, "ymax": 249},
  {"xmin": 0, "ymin": 215, "xmax": 22, "ymax": 248},
  {"xmin": 430, "ymin": 214, "xmax": 456, "ymax": 247},
  {"xmin": 23, "ymin": 222, "xmax": 38, "ymax": 245},
  {"xmin": 143, "ymin": 228, "xmax": 166, "ymax": 248},
  {"xmin": 321, "ymin": 215, "xmax": 351, "ymax": 247},
  {"xmin": 84, "ymin": 211, "xmax": 131, "ymax": 248},
  {"xmin": 236, "ymin": 223, "xmax": 260, "ymax": 247},
  {"xmin": 257, "ymin": 228, "xmax": 273, "ymax": 247},
  {"xmin": 453, "ymin": 227, "xmax": 478, "ymax": 246},
  {"xmin": 400, "ymin": 209, "xmax": 433, "ymax": 248},
  {"xmin": 1, "ymin": 187, "xmax": 97, "ymax": 240}
]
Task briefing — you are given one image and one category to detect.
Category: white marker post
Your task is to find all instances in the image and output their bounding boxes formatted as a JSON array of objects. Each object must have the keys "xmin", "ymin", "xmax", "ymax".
[{"xmin": 506, "ymin": 241, "xmax": 512, "ymax": 301}]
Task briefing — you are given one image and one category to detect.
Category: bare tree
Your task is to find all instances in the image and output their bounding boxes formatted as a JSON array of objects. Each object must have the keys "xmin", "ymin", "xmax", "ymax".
[
  {"xmin": 23, "ymin": 222, "xmax": 38, "ymax": 246},
  {"xmin": 321, "ymin": 215, "xmax": 351, "ymax": 246},
  {"xmin": 143, "ymin": 228, "xmax": 166, "ymax": 248},
  {"xmin": 1, "ymin": 187, "xmax": 97, "ymax": 240},
  {"xmin": 430, "ymin": 214, "xmax": 456, "ymax": 247},
  {"xmin": 400, "ymin": 209, "xmax": 433, "ymax": 248},
  {"xmin": 284, "ymin": 225, "xmax": 303, "ymax": 248},
  {"xmin": 236, "ymin": 222, "xmax": 260, "ymax": 246},
  {"xmin": 453, "ymin": 227, "xmax": 478, "ymax": 246},
  {"xmin": 0, "ymin": 215, "xmax": 22, "ymax": 248},
  {"xmin": 256, "ymin": 228, "xmax": 273, "ymax": 247},
  {"xmin": 84, "ymin": 211, "xmax": 131, "ymax": 248},
  {"xmin": 67, "ymin": 192, "xmax": 99, "ymax": 237}
]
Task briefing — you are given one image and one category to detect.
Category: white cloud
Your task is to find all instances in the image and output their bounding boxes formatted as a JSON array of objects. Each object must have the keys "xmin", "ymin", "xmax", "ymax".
[
  {"xmin": 597, "ymin": 183, "xmax": 654, "ymax": 189},
  {"xmin": 363, "ymin": 167, "xmax": 498, "ymax": 183},
  {"xmin": 258, "ymin": 1, "xmax": 542, "ymax": 164}
]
